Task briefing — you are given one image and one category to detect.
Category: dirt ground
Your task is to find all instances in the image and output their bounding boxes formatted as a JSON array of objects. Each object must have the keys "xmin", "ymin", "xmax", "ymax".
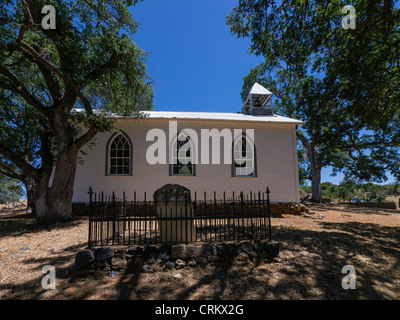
[{"xmin": 0, "ymin": 202, "xmax": 399, "ymax": 300}]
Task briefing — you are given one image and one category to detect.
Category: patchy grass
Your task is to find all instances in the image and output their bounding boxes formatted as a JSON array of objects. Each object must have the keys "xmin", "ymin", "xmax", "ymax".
[{"xmin": 0, "ymin": 203, "xmax": 399, "ymax": 300}]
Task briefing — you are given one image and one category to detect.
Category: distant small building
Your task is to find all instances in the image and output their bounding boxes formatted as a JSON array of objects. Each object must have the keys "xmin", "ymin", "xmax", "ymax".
[{"xmin": 72, "ymin": 83, "xmax": 303, "ymax": 203}]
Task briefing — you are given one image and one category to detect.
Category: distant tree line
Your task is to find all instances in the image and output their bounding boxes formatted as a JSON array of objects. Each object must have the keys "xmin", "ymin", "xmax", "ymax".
[{"xmin": 301, "ymin": 180, "xmax": 399, "ymax": 202}]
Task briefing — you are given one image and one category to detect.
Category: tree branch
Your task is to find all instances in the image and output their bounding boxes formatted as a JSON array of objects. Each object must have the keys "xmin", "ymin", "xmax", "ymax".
[
  {"xmin": 0, "ymin": 143, "xmax": 39, "ymax": 179},
  {"xmin": 83, "ymin": 50, "xmax": 123, "ymax": 87},
  {"xmin": 0, "ymin": 67, "xmax": 48, "ymax": 115},
  {"xmin": 21, "ymin": 47, "xmax": 63, "ymax": 102},
  {"xmin": 73, "ymin": 127, "xmax": 99, "ymax": 152},
  {"xmin": 297, "ymin": 131, "xmax": 311, "ymax": 151},
  {"xmin": 17, "ymin": 39, "xmax": 77, "ymax": 91},
  {"xmin": 0, "ymin": 162, "xmax": 25, "ymax": 181}
]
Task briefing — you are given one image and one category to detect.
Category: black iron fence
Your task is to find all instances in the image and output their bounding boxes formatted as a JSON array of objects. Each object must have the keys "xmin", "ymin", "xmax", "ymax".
[{"xmin": 88, "ymin": 187, "xmax": 272, "ymax": 247}]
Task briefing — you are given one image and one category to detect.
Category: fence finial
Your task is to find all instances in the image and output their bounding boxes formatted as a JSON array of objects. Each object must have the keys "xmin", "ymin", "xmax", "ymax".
[
  {"xmin": 183, "ymin": 190, "xmax": 188, "ymax": 202},
  {"xmin": 88, "ymin": 187, "xmax": 93, "ymax": 203}
]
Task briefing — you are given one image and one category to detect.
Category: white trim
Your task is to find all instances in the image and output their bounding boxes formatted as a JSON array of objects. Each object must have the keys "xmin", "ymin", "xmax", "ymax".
[
  {"xmin": 292, "ymin": 127, "xmax": 300, "ymax": 202},
  {"xmin": 72, "ymin": 109, "xmax": 303, "ymax": 125}
]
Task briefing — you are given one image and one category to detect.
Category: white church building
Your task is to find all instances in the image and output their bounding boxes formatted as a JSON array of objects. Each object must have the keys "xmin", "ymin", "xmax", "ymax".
[{"xmin": 72, "ymin": 83, "xmax": 303, "ymax": 203}]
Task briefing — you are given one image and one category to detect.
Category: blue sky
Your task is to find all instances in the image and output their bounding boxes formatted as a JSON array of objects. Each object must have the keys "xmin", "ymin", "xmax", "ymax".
[
  {"xmin": 129, "ymin": 0, "xmax": 394, "ymax": 186},
  {"xmin": 130, "ymin": 0, "xmax": 262, "ymax": 113}
]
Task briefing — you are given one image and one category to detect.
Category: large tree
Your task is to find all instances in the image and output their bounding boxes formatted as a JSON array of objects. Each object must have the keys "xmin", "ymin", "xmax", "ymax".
[
  {"xmin": 0, "ymin": 0, "xmax": 153, "ymax": 225},
  {"xmin": 227, "ymin": 0, "xmax": 400, "ymax": 201}
]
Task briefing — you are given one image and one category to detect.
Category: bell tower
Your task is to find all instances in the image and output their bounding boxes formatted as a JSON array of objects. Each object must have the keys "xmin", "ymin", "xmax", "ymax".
[{"xmin": 243, "ymin": 83, "xmax": 274, "ymax": 116}]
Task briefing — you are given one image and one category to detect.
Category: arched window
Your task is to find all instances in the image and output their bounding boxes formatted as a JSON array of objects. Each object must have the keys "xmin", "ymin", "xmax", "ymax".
[
  {"xmin": 233, "ymin": 133, "xmax": 256, "ymax": 177},
  {"xmin": 106, "ymin": 132, "xmax": 132, "ymax": 176},
  {"xmin": 170, "ymin": 131, "xmax": 196, "ymax": 176}
]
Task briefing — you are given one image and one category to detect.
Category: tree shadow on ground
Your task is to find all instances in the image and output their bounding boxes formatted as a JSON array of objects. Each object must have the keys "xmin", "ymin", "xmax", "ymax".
[
  {"xmin": 0, "ymin": 209, "xmax": 87, "ymax": 238},
  {"xmin": 0, "ymin": 242, "xmax": 88, "ymax": 300},
  {"xmin": 108, "ymin": 221, "xmax": 399, "ymax": 300},
  {"xmin": 2, "ymin": 218, "xmax": 399, "ymax": 300},
  {"xmin": 271, "ymin": 222, "xmax": 400, "ymax": 299}
]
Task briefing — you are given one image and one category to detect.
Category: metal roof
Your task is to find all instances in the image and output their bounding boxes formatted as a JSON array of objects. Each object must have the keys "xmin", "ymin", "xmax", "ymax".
[
  {"xmin": 142, "ymin": 111, "xmax": 302, "ymax": 124},
  {"xmin": 73, "ymin": 108, "xmax": 302, "ymax": 124},
  {"xmin": 249, "ymin": 82, "xmax": 273, "ymax": 96},
  {"xmin": 73, "ymin": 109, "xmax": 302, "ymax": 125}
]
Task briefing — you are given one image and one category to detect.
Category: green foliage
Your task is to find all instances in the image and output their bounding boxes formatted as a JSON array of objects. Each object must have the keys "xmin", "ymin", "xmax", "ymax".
[
  {"xmin": 0, "ymin": 0, "xmax": 153, "ymax": 182},
  {"xmin": 0, "ymin": 174, "xmax": 24, "ymax": 204},
  {"xmin": 335, "ymin": 186, "xmax": 351, "ymax": 201},
  {"xmin": 0, "ymin": 0, "xmax": 154, "ymax": 222},
  {"xmin": 301, "ymin": 177, "xmax": 399, "ymax": 201},
  {"xmin": 384, "ymin": 182, "xmax": 400, "ymax": 196},
  {"xmin": 227, "ymin": 0, "xmax": 400, "ymax": 184},
  {"xmin": 1, "ymin": 0, "xmax": 153, "ymax": 113}
]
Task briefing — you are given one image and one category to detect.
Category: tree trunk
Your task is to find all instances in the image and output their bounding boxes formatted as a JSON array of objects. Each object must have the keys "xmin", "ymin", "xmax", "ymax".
[
  {"xmin": 34, "ymin": 151, "xmax": 78, "ymax": 226},
  {"xmin": 310, "ymin": 163, "xmax": 322, "ymax": 202},
  {"xmin": 297, "ymin": 133, "xmax": 323, "ymax": 203},
  {"xmin": 47, "ymin": 152, "xmax": 78, "ymax": 222},
  {"xmin": 34, "ymin": 173, "xmax": 50, "ymax": 225},
  {"xmin": 23, "ymin": 177, "xmax": 35, "ymax": 214},
  {"xmin": 308, "ymin": 143, "xmax": 322, "ymax": 202}
]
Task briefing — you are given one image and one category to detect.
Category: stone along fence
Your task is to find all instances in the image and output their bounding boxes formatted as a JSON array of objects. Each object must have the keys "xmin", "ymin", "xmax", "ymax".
[
  {"xmin": 74, "ymin": 184, "xmax": 283, "ymax": 277},
  {"xmin": 74, "ymin": 240, "xmax": 280, "ymax": 275}
]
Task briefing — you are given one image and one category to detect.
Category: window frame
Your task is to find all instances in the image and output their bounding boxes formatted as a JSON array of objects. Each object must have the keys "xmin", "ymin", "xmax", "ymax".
[
  {"xmin": 169, "ymin": 130, "xmax": 196, "ymax": 177},
  {"xmin": 105, "ymin": 131, "xmax": 133, "ymax": 176},
  {"xmin": 231, "ymin": 132, "xmax": 257, "ymax": 178}
]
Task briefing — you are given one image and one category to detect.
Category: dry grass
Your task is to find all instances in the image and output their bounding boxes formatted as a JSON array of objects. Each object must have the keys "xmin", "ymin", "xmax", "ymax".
[
  {"xmin": 386, "ymin": 196, "xmax": 400, "ymax": 209},
  {"xmin": 0, "ymin": 202, "xmax": 399, "ymax": 300}
]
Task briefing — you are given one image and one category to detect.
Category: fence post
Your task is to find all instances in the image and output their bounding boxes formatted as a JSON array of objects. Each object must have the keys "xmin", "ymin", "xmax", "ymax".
[
  {"xmin": 112, "ymin": 191, "xmax": 116, "ymax": 245},
  {"xmin": 122, "ymin": 191, "xmax": 126, "ymax": 244},
  {"xmin": 144, "ymin": 192, "xmax": 147, "ymax": 244},
  {"xmin": 88, "ymin": 187, "xmax": 93, "ymax": 248},
  {"xmin": 266, "ymin": 187, "xmax": 272, "ymax": 241},
  {"xmin": 176, "ymin": 189, "xmax": 180, "ymax": 244},
  {"xmin": 184, "ymin": 191, "xmax": 188, "ymax": 245},
  {"xmin": 240, "ymin": 191, "xmax": 244, "ymax": 240},
  {"xmin": 165, "ymin": 189, "xmax": 168, "ymax": 244}
]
